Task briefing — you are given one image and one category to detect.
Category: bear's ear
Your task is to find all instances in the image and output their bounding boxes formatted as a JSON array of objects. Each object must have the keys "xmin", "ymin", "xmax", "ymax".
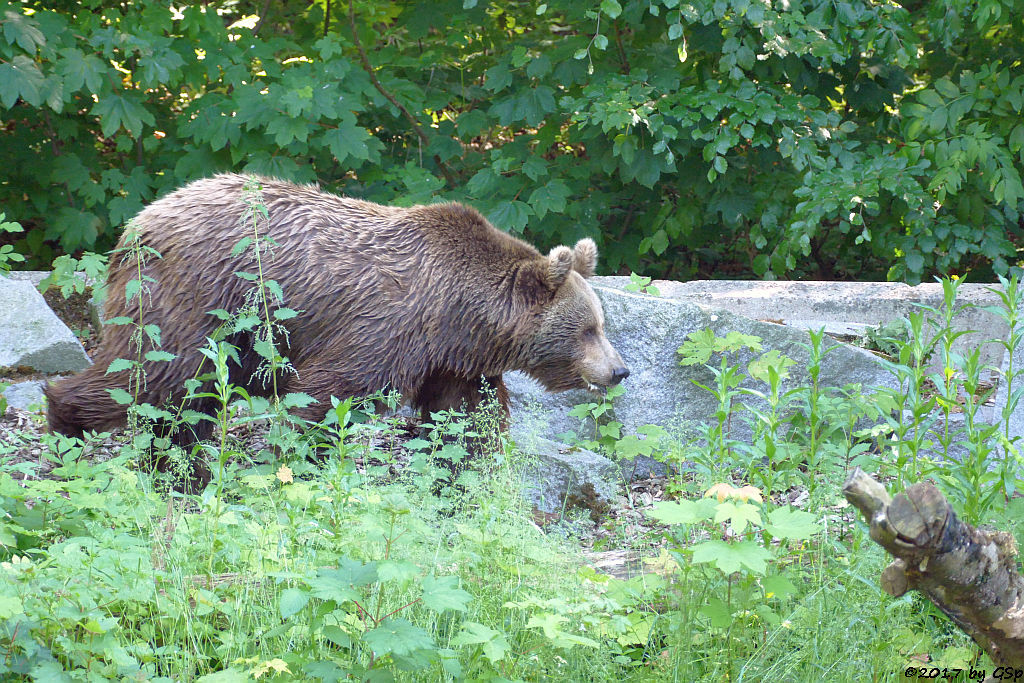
[
  {"xmin": 573, "ymin": 238, "xmax": 597, "ymax": 278},
  {"xmin": 547, "ymin": 246, "xmax": 574, "ymax": 289}
]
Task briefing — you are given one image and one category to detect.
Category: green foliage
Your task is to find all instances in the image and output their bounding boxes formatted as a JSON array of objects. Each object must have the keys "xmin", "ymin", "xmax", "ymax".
[
  {"xmin": 623, "ymin": 272, "xmax": 660, "ymax": 296},
  {"xmin": 1, "ymin": 0, "xmax": 1021, "ymax": 281},
  {"xmin": 567, "ymin": 383, "xmax": 627, "ymax": 452},
  {"xmin": 5, "ymin": 279, "xmax": 1023, "ymax": 679},
  {"xmin": 866, "ymin": 276, "xmax": 1024, "ymax": 525},
  {"xmin": 36, "ymin": 250, "xmax": 107, "ymax": 301},
  {"xmin": 647, "ymin": 484, "xmax": 820, "ymax": 677},
  {"xmin": 0, "ymin": 212, "xmax": 24, "ymax": 273}
]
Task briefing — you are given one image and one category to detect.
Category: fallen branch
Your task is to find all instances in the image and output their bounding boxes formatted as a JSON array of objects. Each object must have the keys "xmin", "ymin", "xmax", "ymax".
[{"xmin": 842, "ymin": 467, "xmax": 1024, "ymax": 669}]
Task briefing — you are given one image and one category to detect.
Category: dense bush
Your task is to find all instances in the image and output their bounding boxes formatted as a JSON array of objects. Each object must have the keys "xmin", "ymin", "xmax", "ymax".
[{"xmin": 0, "ymin": 0, "xmax": 1022, "ymax": 281}]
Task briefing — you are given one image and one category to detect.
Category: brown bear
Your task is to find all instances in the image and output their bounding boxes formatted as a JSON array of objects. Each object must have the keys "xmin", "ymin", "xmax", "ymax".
[{"xmin": 46, "ymin": 174, "xmax": 628, "ymax": 470}]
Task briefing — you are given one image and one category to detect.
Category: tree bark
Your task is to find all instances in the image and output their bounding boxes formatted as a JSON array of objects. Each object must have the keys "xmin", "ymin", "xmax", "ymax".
[{"xmin": 842, "ymin": 467, "xmax": 1024, "ymax": 669}]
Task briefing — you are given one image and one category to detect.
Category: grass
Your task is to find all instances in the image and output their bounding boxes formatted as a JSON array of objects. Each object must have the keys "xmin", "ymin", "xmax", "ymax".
[
  {"xmin": 2, "ymin": 316, "xmax": 1019, "ymax": 681},
  {"xmin": 2, "ymin": 184, "xmax": 1020, "ymax": 680}
]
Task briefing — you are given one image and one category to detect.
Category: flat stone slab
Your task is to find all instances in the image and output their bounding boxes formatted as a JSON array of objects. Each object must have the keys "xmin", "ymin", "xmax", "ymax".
[
  {"xmin": 615, "ymin": 278, "xmax": 1010, "ymax": 371},
  {"xmin": 0, "ymin": 278, "xmax": 90, "ymax": 373}
]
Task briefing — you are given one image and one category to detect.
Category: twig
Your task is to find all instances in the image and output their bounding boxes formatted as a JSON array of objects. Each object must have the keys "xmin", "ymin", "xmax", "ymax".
[
  {"xmin": 347, "ymin": 0, "xmax": 456, "ymax": 187},
  {"xmin": 614, "ymin": 21, "xmax": 630, "ymax": 75},
  {"xmin": 251, "ymin": 0, "xmax": 273, "ymax": 36}
]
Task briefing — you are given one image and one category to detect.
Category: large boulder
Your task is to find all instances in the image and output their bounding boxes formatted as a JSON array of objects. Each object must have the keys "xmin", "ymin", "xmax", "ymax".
[
  {"xmin": 508, "ymin": 279, "xmax": 900, "ymax": 445},
  {"xmin": 0, "ymin": 278, "xmax": 90, "ymax": 373},
  {"xmin": 516, "ymin": 434, "xmax": 620, "ymax": 515}
]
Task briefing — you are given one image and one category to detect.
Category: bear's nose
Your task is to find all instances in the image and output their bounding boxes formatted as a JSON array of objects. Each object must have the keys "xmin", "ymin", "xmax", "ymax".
[{"xmin": 611, "ymin": 367, "xmax": 630, "ymax": 384}]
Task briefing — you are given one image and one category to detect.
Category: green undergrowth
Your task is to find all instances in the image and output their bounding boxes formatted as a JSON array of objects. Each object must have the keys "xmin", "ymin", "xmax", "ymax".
[{"xmin": 2, "ymin": 258, "xmax": 1023, "ymax": 679}]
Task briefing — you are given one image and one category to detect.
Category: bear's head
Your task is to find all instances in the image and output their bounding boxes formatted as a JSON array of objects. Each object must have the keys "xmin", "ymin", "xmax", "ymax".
[{"xmin": 521, "ymin": 238, "xmax": 629, "ymax": 393}]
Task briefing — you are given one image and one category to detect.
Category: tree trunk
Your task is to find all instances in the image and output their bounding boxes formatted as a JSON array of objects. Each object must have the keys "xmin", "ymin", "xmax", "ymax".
[{"xmin": 842, "ymin": 467, "xmax": 1024, "ymax": 669}]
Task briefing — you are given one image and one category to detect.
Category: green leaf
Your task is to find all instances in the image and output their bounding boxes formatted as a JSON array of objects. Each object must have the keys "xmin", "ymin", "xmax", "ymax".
[
  {"xmin": 747, "ymin": 349, "xmax": 796, "ymax": 383},
  {"xmin": 0, "ymin": 595, "xmax": 24, "ymax": 619},
  {"xmin": 307, "ymin": 559, "xmax": 378, "ymax": 603},
  {"xmin": 281, "ymin": 392, "xmax": 317, "ymax": 409},
  {"xmin": 700, "ymin": 596, "xmax": 733, "ymax": 628},
  {"xmin": 516, "ymin": 86, "xmax": 555, "ymax": 126},
  {"xmin": 522, "ymin": 157, "xmax": 548, "ymax": 181},
  {"xmin": 104, "ymin": 358, "xmax": 134, "ymax": 374},
  {"xmin": 273, "ymin": 307, "xmax": 299, "ymax": 321},
  {"xmin": 107, "ymin": 388, "xmax": 135, "ymax": 406},
  {"xmin": 718, "ymin": 331, "xmax": 764, "ymax": 353},
  {"xmin": 196, "ymin": 669, "xmax": 250, "ymax": 683},
  {"xmin": 600, "ymin": 0, "xmax": 622, "ymax": 18},
  {"xmin": 713, "ymin": 501, "xmax": 762, "ymax": 534},
  {"xmin": 138, "ymin": 47, "xmax": 185, "ymax": 89},
  {"xmin": 691, "ymin": 539, "xmax": 771, "ymax": 575},
  {"xmin": 323, "ymin": 125, "xmax": 372, "ymax": 163},
  {"xmin": 648, "ymin": 499, "xmax": 716, "ymax": 525},
  {"xmin": 57, "ymin": 49, "xmax": 107, "ymax": 94},
  {"xmin": 528, "ymin": 180, "xmax": 570, "ymax": 219},
  {"xmin": 648, "ymin": 228, "xmax": 670, "ymax": 255},
  {"xmin": 484, "ymin": 63, "xmax": 512, "ymax": 92},
  {"xmin": 456, "ymin": 109, "xmax": 488, "ymax": 138},
  {"xmin": 526, "ymin": 613, "xmax": 600, "ymax": 649},
  {"xmin": 452, "ymin": 622, "xmax": 510, "ymax": 663},
  {"xmin": 487, "ymin": 200, "xmax": 533, "ymax": 233},
  {"xmin": 420, "ymin": 575, "xmax": 472, "ymax": 613},
  {"xmin": 279, "ymin": 588, "xmax": 310, "ymax": 619},
  {"xmin": 2, "ymin": 10, "xmax": 45, "ymax": 53},
  {"xmin": 905, "ymin": 252, "xmax": 924, "ymax": 275},
  {"xmin": 51, "ymin": 155, "xmax": 92, "ymax": 191},
  {"xmin": 0, "ymin": 55, "xmax": 44, "ymax": 107},
  {"xmin": 526, "ymin": 55, "xmax": 552, "ymax": 78},
  {"xmin": 933, "ymin": 78, "xmax": 959, "ymax": 99},
  {"xmin": 91, "ymin": 93, "xmax": 155, "ymax": 138},
  {"xmin": 266, "ymin": 115, "xmax": 310, "ymax": 146},
  {"xmin": 134, "ymin": 403, "xmax": 172, "ymax": 421},
  {"xmin": 363, "ymin": 618, "xmax": 435, "ymax": 657},
  {"xmin": 314, "ymin": 35, "xmax": 343, "ymax": 59},
  {"xmin": 918, "ymin": 89, "xmax": 943, "ymax": 109},
  {"xmin": 375, "ymin": 560, "xmax": 418, "ymax": 583},
  {"xmin": 467, "ymin": 167, "xmax": 500, "ymax": 197},
  {"xmin": 760, "ymin": 573, "xmax": 797, "ymax": 600},
  {"xmin": 144, "ymin": 350, "xmax": 176, "ymax": 363},
  {"xmin": 677, "ymin": 328, "xmax": 718, "ymax": 366},
  {"xmin": 927, "ymin": 106, "xmax": 948, "ymax": 133},
  {"xmin": 764, "ymin": 507, "xmax": 821, "ymax": 540}
]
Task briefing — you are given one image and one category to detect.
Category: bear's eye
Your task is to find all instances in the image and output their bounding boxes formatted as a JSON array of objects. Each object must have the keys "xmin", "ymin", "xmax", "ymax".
[{"xmin": 582, "ymin": 327, "xmax": 597, "ymax": 340}]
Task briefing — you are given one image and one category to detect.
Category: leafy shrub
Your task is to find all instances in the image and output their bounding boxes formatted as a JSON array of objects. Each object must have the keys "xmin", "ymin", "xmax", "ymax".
[{"xmin": 1, "ymin": 0, "xmax": 1021, "ymax": 281}]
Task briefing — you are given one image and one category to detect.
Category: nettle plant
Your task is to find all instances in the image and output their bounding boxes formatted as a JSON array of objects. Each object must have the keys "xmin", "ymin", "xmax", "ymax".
[
  {"xmin": 865, "ymin": 275, "xmax": 1024, "ymax": 526},
  {"xmin": 672, "ymin": 327, "xmax": 882, "ymax": 496}
]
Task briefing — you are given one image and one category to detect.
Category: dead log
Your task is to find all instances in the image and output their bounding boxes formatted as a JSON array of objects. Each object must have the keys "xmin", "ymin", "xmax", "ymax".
[{"xmin": 842, "ymin": 467, "xmax": 1024, "ymax": 669}]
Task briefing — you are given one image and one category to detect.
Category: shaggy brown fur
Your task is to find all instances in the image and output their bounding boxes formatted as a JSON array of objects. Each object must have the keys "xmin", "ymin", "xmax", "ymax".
[{"xmin": 46, "ymin": 174, "xmax": 628, "ymax": 472}]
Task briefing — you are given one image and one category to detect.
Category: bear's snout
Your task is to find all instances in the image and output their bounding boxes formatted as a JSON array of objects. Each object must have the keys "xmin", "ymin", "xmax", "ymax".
[{"xmin": 610, "ymin": 366, "xmax": 630, "ymax": 385}]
